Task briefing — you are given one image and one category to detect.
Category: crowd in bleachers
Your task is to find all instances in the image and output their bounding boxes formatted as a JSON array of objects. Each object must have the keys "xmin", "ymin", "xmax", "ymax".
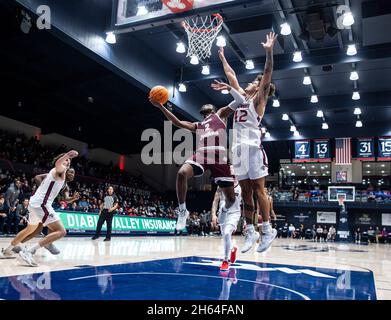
[
  {"xmin": 0, "ymin": 129, "xmax": 181, "ymax": 234},
  {"xmin": 268, "ymin": 185, "xmax": 391, "ymax": 203}
]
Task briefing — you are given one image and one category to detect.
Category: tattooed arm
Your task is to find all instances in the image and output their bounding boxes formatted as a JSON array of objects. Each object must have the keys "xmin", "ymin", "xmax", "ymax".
[{"xmin": 254, "ymin": 32, "xmax": 277, "ymax": 117}]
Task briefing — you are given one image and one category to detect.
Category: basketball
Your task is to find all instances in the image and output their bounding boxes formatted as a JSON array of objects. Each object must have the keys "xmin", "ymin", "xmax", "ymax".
[{"xmin": 149, "ymin": 85, "xmax": 169, "ymax": 104}]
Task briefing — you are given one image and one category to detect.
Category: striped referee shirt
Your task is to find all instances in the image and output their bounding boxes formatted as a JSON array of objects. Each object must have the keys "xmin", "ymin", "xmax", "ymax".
[{"xmin": 103, "ymin": 194, "xmax": 119, "ymax": 210}]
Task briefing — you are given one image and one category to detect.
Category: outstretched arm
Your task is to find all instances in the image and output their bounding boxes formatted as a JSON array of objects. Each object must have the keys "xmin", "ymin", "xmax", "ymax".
[
  {"xmin": 218, "ymin": 48, "xmax": 246, "ymax": 95},
  {"xmin": 213, "ymin": 81, "xmax": 246, "ymax": 119},
  {"xmin": 54, "ymin": 150, "xmax": 78, "ymax": 175},
  {"xmin": 254, "ymin": 32, "xmax": 278, "ymax": 117},
  {"xmin": 150, "ymin": 98, "xmax": 197, "ymax": 131}
]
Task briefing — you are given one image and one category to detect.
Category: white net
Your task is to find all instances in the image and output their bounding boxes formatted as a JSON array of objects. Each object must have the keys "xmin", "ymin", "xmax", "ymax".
[{"xmin": 183, "ymin": 13, "xmax": 223, "ymax": 60}]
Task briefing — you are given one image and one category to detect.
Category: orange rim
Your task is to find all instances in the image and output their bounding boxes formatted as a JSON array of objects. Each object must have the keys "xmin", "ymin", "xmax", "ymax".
[{"xmin": 183, "ymin": 13, "xmax": 223, "ymax": 34}]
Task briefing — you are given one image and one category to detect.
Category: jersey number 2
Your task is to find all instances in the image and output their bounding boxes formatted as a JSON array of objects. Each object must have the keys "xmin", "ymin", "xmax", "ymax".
[{"xmin": 234, "ymin": 110, "xmax": 248, "ymax": 123}]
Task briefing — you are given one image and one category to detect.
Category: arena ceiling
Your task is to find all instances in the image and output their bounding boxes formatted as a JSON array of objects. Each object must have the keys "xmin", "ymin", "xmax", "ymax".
[{"xmin": 1, "ymin": 0, "xmax": 391, "ymax": 171}]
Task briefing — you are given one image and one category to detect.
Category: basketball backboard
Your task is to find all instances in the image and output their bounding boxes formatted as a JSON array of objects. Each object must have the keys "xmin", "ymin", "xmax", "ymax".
[
  {"xmin": 328, "ymin": 186, "xmax": 355, "ymax": 202},
  {"xmin": 115, "ymin": 0, "xmax": 234, "ymax": 30}
]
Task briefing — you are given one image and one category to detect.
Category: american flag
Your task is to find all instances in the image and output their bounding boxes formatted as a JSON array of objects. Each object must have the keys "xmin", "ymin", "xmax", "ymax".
[{"xmin": 335, "ymin": 138, "xmax": 351, "ymax": 165}]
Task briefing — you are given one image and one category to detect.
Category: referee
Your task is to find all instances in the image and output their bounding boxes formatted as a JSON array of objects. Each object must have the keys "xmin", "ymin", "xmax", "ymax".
[{"xmin": 92, "ymin": 186, "xmax": 119, "ymax": 241}]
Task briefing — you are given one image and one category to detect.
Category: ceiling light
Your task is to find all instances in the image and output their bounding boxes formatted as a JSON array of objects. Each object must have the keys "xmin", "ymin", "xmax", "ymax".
[
  {"xmin": 322, "ymin": 122, "xmax": 329, "ymax": 130},
  {"xmin": 176, "ymin": 42, "xmax": 186, "ymax": 53},
  {"xmin": 245, "ymin": 60, "xmax": 254, "ymax": 70},
  {"xmin": 137, "ymin": 5, "xmax": 149, "ymax": 16},
  {"xmin": 350, "ymin": 71, "xmax": 359, "ymax": 81},
  {"xmin": 282, "ymin": 113, "xmax": 289, "ymax": 121},
  {"xmin": 347, "ymin": 44, "xmax": 357, "ymax": 56},
  {"xmin": 381, "ymin": 164, "xmax": 385, "ymax": 167},
  {"xmin": 105, "ymin": 32, "xmax": 116, "ymax": 44},
  {"xmin": 311, "ymin": 165, "xmax": 315, "ymax": 168},
  {"xmin": 366, "ymin": 171, "xmax": 371, "ymax": 174},
  {"xmin": 265, "ymin": 132, "xmax": 271, "ymax": 138},
  {"xmin": 301, "ymin": 166, "xmax": 306, "ymax": 169},
  {"xmin": 216, "ymin": 35, "xmax": 226, "ymax": 47},
  {"xmin": 190, "ymin": 55, "xmax": 199, "ymax": 65},
  {"xmin": 303, "ymin": 76, "xmax": 311, "ymax": 85},
  {"xmin": 290, "ymin": 125, "xmax": 296, "ymax": 132},
  {"xmin": 316, "ymin": 110, "xmax": 324, "ymax": 118},
  {"xmin": 354, "ymin": 107, "xmax": 361, "ymax": 115},
  {"xmin": 273, "ymin": 99, "xmax": 280, "ymax": 107},
  {"xmin": 293, "ymin": 130, "xmax": 300, "ymax": 137},
  {"xmin": 178, "ymin": 83, "xmax": 187, "ymax": 92},
  {"xmin": 293, "ymin": 51, "xmax": 302, "ymax": 62},
  {"xmin": 356, "ymin": 120, "xmax": 363, "ymax": 127},
  {"xmin": 280, "ymin": 23, "xmax": 291, "ymax": 36},
  {"xmin": 352, "ymin": 91, "xmax": 360, "ymax": 100},
  {"xmin": 201, "ymin": 65, "xmax": 210, "ymax": 75},
  {"xmin": 343, "ymin": 11, "xmax": 355, "ymax": 27}
]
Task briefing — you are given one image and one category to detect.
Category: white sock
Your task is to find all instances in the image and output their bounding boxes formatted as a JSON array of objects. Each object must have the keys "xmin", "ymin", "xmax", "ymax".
[
  {"xmin": 262, "ymin": 221, "xmax": 272, "ymax": 233},
  {"xmin": 247, "ymin": 224, "xmax": 255, "ymax": 234},
  {"xmin": 223, "ymin": 225, "xmax": 234, "ymax": 260},
  {"xmin": 179, "ymin": 202, "xmax": 186, "ymax": 211},
  {"xmin": 29, "ymin": 244, "xmax": 41, "ymax": 254}
]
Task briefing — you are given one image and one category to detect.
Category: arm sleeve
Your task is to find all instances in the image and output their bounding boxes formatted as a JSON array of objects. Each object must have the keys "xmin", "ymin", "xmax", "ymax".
[{"xmin": 228, "ymin": 87, "xmax": 246, "ymax": 110}]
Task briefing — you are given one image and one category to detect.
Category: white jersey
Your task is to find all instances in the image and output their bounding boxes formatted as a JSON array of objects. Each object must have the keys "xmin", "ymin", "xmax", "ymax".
[
  {"xmin": 29, "ymin": 169, "xmax": 65, "ymax": 208},
  {"xmin": 232, "ymin": 99, "xmax": 262, "ymax": 149}
]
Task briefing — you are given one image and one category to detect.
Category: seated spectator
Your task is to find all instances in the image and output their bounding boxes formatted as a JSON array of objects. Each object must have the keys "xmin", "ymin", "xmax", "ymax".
[
  {"xmin": 375, "ymin": 226, "xmax": 381, "ymax": 243},
  {"xmin": 0, "ymin": 194, "xmax": 7, "ymax": 235},
  {"xmin": 316, "ymin": 225, "xmax": 323, "ymax": 242},
  {"xmin": 298, "ymin": 224, "xmax": 305, "ymax": 240},
  {"xmin": 282, "ymin": 223, "xmax": 288, "ymax": 238},
  {"xmin": 367, "ymin": 226, "xmax": 376, "ymax": 243},
  {"xmin": 288, "ymin": 223, "xmax": 296, "ymax": 238},
  {"xmin": 15, "ymin": 198, "xmax": 29, "ymax": 232},
  {"xmin": 322, "ymin": 226, "xmax": 328, "ymax": 241},
  {"xmin": 327, "ymin": 226, "xmax": 336, "ymax": 242}
]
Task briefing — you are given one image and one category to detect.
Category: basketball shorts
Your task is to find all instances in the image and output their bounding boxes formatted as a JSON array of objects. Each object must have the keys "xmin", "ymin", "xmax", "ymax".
[
  {"xmin": 232, "ymin": 144, "xmax": 269, "ymax": 181},
  {"xmin": 185, "ymin": 151, "xmax": 234, "ymax": 187},
  {"xmin": 28, "ymin": 204, "xmax": 60, "ymax": 227}
]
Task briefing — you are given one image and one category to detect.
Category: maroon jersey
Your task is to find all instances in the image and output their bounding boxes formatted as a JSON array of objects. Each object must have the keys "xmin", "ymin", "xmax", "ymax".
[
  {"xmin": 185, "ymin": 113, "xmax": 233, "ymax": 185},
  {"xmin": 195, "ymin": 113, "xmax": 227, "ymax": 155}
]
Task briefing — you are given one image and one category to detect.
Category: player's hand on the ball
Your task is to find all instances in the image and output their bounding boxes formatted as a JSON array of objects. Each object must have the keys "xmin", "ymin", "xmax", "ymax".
[
  {"xmin": 149, "ymin": 97, "xmax": 163, "ymax": 108},
  {"xmin": 211, "ymin": 80, "xmax": 231, "ymax": 91},
  {"xmin": 67, "ymin": 150, "xmax": 78, "ymax": 158}
]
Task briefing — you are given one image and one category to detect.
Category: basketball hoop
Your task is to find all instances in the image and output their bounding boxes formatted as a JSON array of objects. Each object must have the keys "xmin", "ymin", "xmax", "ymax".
[{"xmin": 182, "ymin": 13, "xmax": 224, "ymax": 60}]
